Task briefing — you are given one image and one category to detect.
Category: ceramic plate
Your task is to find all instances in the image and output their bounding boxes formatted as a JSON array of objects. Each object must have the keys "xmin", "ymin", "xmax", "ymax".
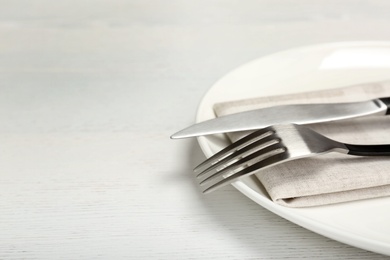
[{"xmin": 196, "ymin": 42, "xmax": 390, "ymax": 255}]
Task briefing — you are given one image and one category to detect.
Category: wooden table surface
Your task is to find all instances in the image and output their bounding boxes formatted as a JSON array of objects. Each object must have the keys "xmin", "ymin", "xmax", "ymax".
[{"xmin": 1, "ymin": 0, "xmax": 390, "ymax": 259}]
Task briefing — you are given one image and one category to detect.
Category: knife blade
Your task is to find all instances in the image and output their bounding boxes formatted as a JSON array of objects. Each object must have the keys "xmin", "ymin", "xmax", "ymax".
[{"xmin": 171, "ymin": 97, "xmax": 390, "ymax": 139}]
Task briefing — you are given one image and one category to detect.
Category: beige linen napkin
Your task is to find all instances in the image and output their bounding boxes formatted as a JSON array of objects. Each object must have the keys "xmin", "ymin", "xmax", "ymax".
[{"xmin": 214, "ymin": 80, "xmax": 390, "ymax": 207}]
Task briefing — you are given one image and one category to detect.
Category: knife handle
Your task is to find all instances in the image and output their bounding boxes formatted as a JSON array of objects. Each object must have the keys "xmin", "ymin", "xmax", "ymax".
[{"xmin": 379, "ymin": 97, "xmax": 390, "ymax": 115}]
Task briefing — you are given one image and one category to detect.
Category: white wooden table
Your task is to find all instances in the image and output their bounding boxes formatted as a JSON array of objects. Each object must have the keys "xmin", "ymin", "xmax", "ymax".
[{"xmin": 1, "ymin": 1, "xmax": 390, "ymax": 259}]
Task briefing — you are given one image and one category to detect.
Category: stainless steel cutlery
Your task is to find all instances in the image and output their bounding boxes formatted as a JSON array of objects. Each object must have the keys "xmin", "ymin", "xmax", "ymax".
[
  {"xmin": 171, "ymin": 97, "xmax": 390, "ymax": 139},
  {"xmin": 171, "ymin": 96, "xmax": 390, "ymax": 193},
  {"xmin": 194, "ymin": 124, "xmax": 390, "ymax": 193}
]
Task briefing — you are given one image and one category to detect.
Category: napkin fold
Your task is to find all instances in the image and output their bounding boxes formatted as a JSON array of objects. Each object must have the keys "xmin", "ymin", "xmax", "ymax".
[{"xmin": 213, "ymin": 80, "xmax": 390, "ymax": 207}]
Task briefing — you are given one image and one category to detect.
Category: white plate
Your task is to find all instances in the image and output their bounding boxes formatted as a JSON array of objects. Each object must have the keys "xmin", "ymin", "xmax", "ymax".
[{"xmin": 196, "ymin": 42, "xmax": 390, "ymax": 255}]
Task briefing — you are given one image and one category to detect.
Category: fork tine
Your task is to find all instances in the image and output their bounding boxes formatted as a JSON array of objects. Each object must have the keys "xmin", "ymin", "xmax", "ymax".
[
  {"xmin": 196, "ymin": 134, "xmax": 280, "ymax": 178},
  {"xmin": 199, "ymin": 143, "xmax": 286, "ymax": 185},
  {"xmin": 194, "ymin": 127, "xmax": 275, "ymax": 172},
  {"xmin": 202, "ymin": 151, "xmax": 289, "ymax": 194}
]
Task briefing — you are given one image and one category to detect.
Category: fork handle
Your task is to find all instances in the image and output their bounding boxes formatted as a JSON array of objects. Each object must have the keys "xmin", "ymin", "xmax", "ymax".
[
  {"xmin": 345, "ymin": 144, "xmax": 390, "ymax": 156},
  {"xmin": 379, "ymin": 97, "xmax": 390, "ymax": 115},
  {"xmin": 348, "ymin": 98, "xmax": 390, "ymax": 155}
]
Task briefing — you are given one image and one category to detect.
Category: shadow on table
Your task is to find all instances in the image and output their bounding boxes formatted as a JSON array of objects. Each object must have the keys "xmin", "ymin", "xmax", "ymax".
[{"xmin": 184, "ymin": 139, "xmax": 386, "ymax": 259}]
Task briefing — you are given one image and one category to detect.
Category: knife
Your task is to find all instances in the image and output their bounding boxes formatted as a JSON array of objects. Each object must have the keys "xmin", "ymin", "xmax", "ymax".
[{"xmin": 171, "ymin": 97, "xmax": 390, "ymax": 139}]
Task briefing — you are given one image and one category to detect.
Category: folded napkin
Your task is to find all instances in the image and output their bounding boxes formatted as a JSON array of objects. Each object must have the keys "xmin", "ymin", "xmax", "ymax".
[{"xmin": 214, "ymin": 80, "xmax": 390, "ymax": 207}]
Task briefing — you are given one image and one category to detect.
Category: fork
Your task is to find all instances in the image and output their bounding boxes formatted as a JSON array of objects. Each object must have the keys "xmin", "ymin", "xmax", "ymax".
[{"xmin": 195, "ymin": 124, "xmax": 390, "ymax": 194}]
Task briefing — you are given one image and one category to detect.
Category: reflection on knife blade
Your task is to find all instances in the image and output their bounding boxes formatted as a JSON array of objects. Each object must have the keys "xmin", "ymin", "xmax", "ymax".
[{"xmin": 171, "ymin": 97, "xmax": 390, "ymax": 139}]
